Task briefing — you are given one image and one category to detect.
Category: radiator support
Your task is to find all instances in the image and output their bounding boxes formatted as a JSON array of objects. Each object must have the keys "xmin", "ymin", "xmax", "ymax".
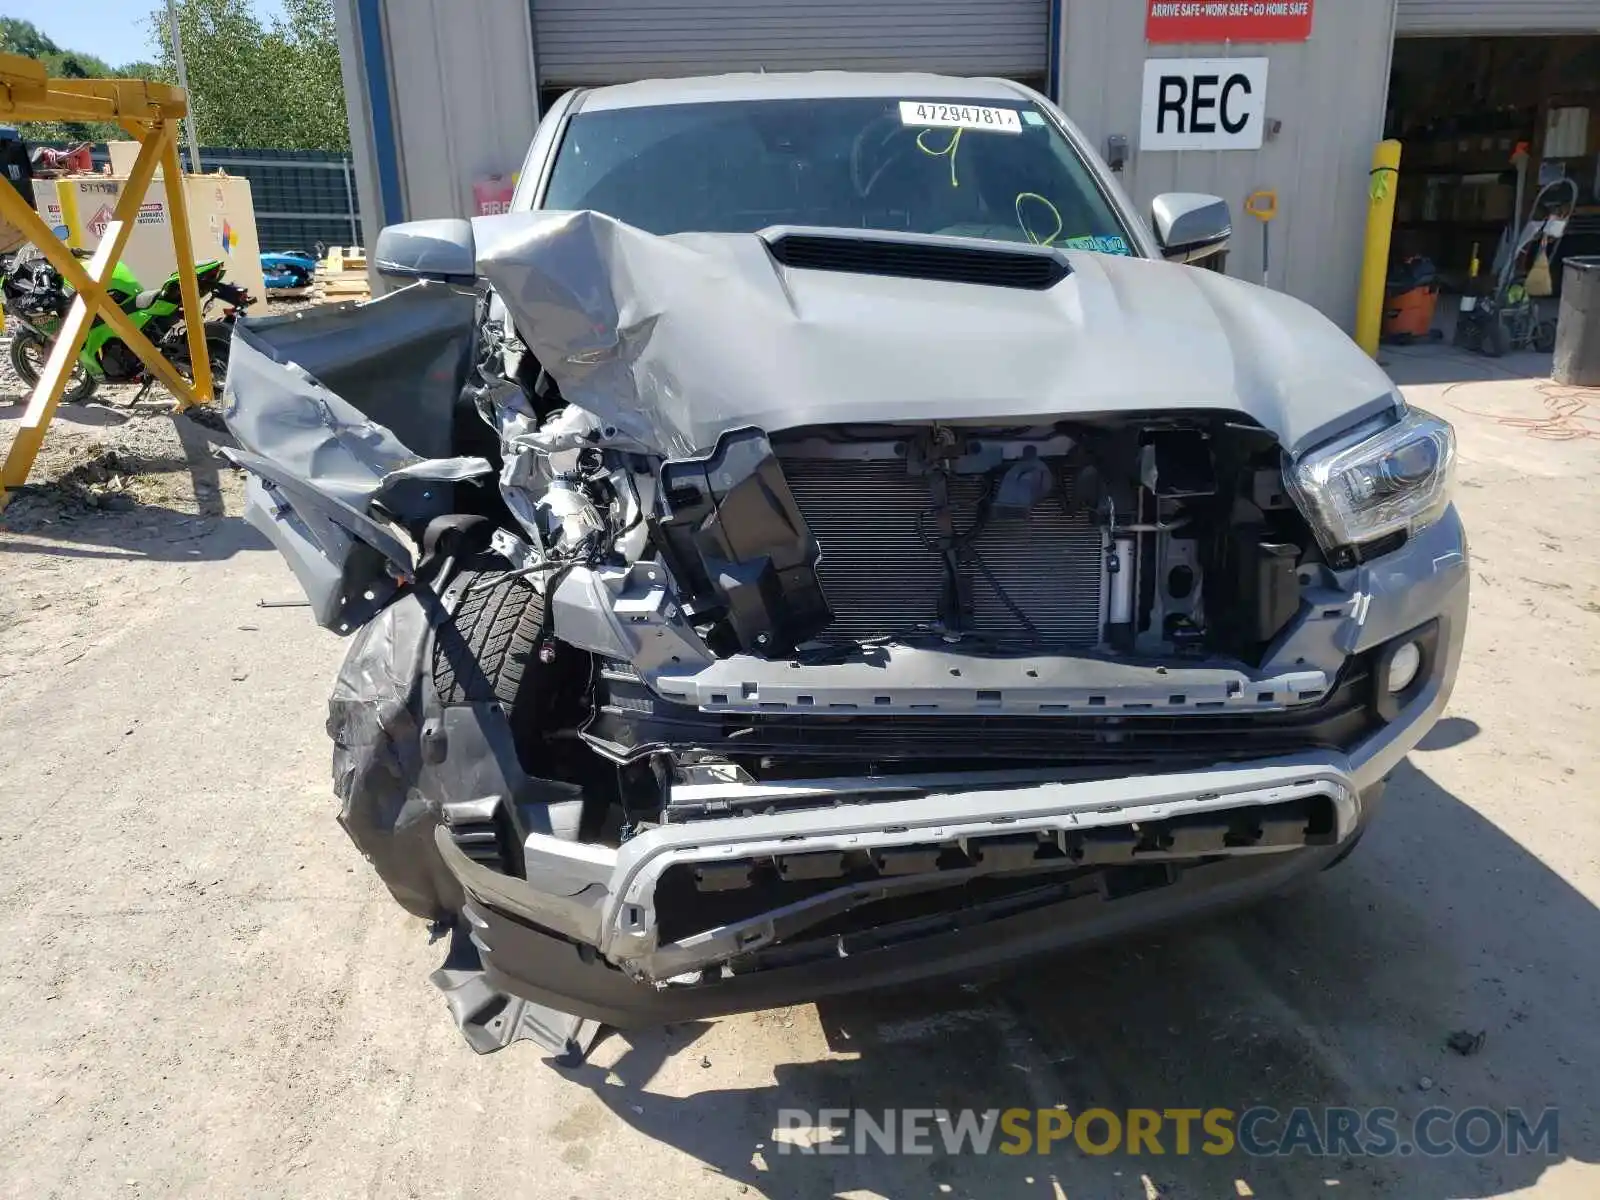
[{"xmin": 780, "ymin": 455, "xmax": 1108, "ymax": 648}]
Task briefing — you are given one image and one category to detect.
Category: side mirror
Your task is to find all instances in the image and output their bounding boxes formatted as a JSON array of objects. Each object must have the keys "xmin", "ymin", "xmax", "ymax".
[
  {"xmin": 374, "ymin": 219, "xmax": 476, "ymax": 282},
  {"xmin": 1151, "ymin": 194, "xmax": 1231, "ymax": 264}
]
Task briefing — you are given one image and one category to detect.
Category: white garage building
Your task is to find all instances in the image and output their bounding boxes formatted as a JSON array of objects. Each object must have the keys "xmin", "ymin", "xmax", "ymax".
[{"xmin": 333, "ymin": 0, "xmax": 1600, "ymax": 329}]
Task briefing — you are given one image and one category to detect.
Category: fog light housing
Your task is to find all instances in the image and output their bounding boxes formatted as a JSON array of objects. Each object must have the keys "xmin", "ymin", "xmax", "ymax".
[
  {"xmin": 1372, "ymin": 621, "xmax": 1440, "ymax": 722},
  {"xmin": 1385, "ymin": 641, "xmax": 1422, "ymax": 694}
]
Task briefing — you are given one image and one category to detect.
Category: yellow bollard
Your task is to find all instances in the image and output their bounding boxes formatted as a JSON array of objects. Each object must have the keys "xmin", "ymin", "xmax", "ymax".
[{"xmin": 1354, "ymin": 139, "xmax": 1402, "ymax": 358}]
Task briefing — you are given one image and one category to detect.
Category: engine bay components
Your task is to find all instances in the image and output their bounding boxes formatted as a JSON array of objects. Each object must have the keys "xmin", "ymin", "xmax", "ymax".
[
  {"xmin": 536, "ymin": 477, "xmax": 606, "ymax": 555},
  {"xmin": 652, "ymin": 428, "xmax": 831, "ymax": 655},
  {"xmin": 632, "ymin": 417, "xmax": 1319, "ymax": 661}
]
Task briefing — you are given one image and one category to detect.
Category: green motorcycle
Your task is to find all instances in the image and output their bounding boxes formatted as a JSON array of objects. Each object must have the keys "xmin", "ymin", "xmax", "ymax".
[{"xmin": 4, "ymin": 247, "xmax": 254, "ymax": 404}]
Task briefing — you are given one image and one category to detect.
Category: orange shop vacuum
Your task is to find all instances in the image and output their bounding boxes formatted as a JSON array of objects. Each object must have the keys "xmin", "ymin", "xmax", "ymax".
[{"xmin": 1382, "ymin": 255, "xmax": 1442, "ymax": 344}]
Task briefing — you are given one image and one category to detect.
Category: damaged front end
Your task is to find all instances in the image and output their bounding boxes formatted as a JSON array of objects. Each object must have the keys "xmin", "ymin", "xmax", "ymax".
[{"xmin": 225, "ymin": 210, "xmax": 1467, "ymax": 1059}]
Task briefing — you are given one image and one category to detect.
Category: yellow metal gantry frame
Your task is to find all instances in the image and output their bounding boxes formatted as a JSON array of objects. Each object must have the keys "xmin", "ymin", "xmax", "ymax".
[{"xmin": 0, "ymin": 52, "xmax": 214, "ymax": 511}]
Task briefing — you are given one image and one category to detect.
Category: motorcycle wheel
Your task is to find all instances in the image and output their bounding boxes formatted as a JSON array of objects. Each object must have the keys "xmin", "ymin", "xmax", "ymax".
[
  {"xmin": 8, "ymin": 330, "xmax": 98, "ymax": 403},
  {"xmin": 169, "ymin": 324, "xmax": 233, "ymax": 402}
]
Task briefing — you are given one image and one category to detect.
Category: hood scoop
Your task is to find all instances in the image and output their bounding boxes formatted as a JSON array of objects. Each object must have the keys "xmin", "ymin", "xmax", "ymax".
[{"xmin": 761, "ymin": 226, "xmax": 1070, "ymax": 291}]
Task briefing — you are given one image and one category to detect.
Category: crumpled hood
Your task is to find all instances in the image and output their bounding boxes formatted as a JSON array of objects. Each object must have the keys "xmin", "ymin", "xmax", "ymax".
[{"xmin": 474, "ymin": 210, "xmax": 1395, "ymax": 457}]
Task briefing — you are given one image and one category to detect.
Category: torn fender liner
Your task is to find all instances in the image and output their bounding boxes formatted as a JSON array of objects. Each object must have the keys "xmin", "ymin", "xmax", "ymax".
[
  {"xmin": 329, "ymin": 577, "xmax": 596, "ymax": 1057},
  {"xmin": 471, "ymin": 210, "xmax": 1399, "ymax": 457},
  {"xmin": 329, "ymin": 586, "xmax": 459, "ymax": 921},
  {"xmin": 328, "ymin": 579, "xmax": 583, "ymax": 921}
]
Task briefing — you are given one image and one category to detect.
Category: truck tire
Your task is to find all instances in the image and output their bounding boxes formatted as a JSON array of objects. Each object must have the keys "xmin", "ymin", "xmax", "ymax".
[
  {"xmin": 1533, "ymin": 318, "xmax": 1557, "ymax": 354},
  {"xmin": 431, "ymin": 566, "xmax": 546, "ymax": 708}
]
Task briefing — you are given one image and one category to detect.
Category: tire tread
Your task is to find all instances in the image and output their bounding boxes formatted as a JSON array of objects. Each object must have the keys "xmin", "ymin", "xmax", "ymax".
[{"xmin": 432, "ymin": 567, "xmax": 545, "ymax": 707}]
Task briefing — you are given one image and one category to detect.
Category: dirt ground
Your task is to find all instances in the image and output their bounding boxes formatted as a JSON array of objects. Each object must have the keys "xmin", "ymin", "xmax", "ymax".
[{"xmin": 1, "ymin": 339, "xmax": 1597, "ymax": 1200}]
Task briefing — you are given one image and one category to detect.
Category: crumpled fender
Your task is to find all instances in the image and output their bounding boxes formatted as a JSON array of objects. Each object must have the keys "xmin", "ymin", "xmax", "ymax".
[{"xmin": 222, "ymin": 283, "xmax": 494, "ymax": 632}]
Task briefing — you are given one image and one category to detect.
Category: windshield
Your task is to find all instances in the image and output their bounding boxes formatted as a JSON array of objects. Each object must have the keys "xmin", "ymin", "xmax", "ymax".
[{"xmin": 542, "ymin": 96, "xmax": 1137, "ymax": 255}]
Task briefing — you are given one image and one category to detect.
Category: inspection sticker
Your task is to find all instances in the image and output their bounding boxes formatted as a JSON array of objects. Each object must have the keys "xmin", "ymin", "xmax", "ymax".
[
  {"xmin": 899, "ymin": 101, "xmax": 1021, "ymax": 133},
  {"xmin": 1063, "ymin": 234, "xmax": 1133, "ymax": 256}
]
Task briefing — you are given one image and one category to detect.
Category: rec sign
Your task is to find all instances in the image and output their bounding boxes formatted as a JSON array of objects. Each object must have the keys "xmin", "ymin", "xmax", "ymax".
[
  {"xmin": 1140, "ymin": 58, "xmax": 1269, "ymax": 151},
  {"xmin": 1146, "ymin": 1, "xmax": 1314, "ymax": 44}
]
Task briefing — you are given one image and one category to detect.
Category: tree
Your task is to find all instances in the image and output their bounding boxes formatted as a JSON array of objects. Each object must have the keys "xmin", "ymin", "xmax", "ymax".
[
  {"xmin": 150, "ymin": 0, "xmax": 350, "ymax": 152},
  {"xmin": 0, "ymin": 18, "xmax": 64, "ymax": 62},
  {"xmin": 0, "ymin": 6, "xmax": 349, "ymax": 152},
  {"xmin": 0, "ymin": 19, "xmax": 122, "ymax": 142},
  {"xmin": 273, "ymin": 0, "xmax": 350, "ymax": 152},
  {"xmin": 118, "ymin": 61, "xmax": 168, "ymax": 83}
]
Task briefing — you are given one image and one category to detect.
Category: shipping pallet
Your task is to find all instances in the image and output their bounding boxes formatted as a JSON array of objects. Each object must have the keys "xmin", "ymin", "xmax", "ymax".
[{"xmin": 312, "ymin": 245, "xmax": 370, "ymax": 304}]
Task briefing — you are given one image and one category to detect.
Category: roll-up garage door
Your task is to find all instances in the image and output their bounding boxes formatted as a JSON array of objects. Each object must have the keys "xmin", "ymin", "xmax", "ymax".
[
  {"xmin": 1396, "ymin": 1, "xmax": 1600, "ymax": 35},
  {"xmin": 533, "ymin": 0, "xmax": 1051, "ymax": 87}
]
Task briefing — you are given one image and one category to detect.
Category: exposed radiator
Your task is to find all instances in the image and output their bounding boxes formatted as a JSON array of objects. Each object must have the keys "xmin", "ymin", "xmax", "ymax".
[{"xmin": 781, "ymin": 458, "xmax": 1106, "ymax": 647}]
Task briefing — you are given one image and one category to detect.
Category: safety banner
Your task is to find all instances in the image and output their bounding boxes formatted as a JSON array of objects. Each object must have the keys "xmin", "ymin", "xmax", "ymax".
[{"xmin": 1146, "ymin": 1, "xmax": 1314, "ymax": 44}]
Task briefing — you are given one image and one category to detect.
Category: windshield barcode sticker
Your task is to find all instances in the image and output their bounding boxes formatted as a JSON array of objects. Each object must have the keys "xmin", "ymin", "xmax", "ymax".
[{"xmin": 899, "ymin": 101, "xmax": 1022, "ymax": 133}]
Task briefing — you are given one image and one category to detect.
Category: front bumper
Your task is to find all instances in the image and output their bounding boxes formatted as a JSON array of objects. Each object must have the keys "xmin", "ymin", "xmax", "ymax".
[
  {"xmin": 438, "ymin": 758, "xmax": 1368, "ymax": 1029},
  {"xmin": 434, "ymin": 508, "xmax": 1468, "ymax": 1039},
  {"xmin": 459, "ymin": 833, "xmax": 1353, "ymax": 1034}
]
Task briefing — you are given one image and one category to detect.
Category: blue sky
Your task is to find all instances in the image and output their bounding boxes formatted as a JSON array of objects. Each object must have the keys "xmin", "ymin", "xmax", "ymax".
[{"xmin": 3, "ymin": 0, "xmax": 287, "ymax": 66}]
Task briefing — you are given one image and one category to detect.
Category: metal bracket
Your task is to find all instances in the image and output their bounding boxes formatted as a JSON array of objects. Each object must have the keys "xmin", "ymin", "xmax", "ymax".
[{"xmin": 428, "ymin": 920, "xmax": 602, "ymax": 1064}]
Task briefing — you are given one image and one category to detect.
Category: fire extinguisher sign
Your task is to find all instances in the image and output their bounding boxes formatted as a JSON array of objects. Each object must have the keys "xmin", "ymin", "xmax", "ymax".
[{"xmin": 1146, "ymin": 1, "xmax": 1314, "ymax": 44}]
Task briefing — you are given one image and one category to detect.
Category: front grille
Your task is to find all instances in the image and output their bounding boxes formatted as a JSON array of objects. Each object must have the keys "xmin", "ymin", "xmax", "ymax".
[{"xmin": 782, "ymin": 458, "xmax": 1105, "ymax": 647}]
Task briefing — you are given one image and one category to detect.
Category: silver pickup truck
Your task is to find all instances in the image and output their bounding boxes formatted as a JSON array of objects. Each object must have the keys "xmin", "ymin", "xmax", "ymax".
[{"xmin": 221, "ymin": 71, "xmax": 1466, "ymax": 1061}]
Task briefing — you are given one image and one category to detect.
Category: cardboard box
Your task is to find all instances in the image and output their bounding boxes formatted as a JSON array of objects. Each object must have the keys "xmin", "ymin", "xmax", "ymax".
[{"xmin": 34, "ymin": 172, "xmax": 267, "ymax": 313}]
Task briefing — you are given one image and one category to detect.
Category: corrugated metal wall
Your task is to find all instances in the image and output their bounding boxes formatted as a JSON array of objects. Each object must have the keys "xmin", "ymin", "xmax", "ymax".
[
  {"xmin": 1396, "ymin": 1, "xmax": 1600, "ymax": 34},
  {"xmin": 532, "ymin": 0, "xmax": 1050, "ymax": 86},
  {"xmin": 1060, "ymin": 0, "xmax": 1399, "ymax": 330},
  {"xmin": 335, "ymin": 0, "xmax": 541, "ymax": 243},
  {"xmin": 335, "ymin": 0, "xmax": 1409, "ymax": 324},
  {"xmin": 382, "ymin": 0, "xmax": 543, "ymax": 220}
]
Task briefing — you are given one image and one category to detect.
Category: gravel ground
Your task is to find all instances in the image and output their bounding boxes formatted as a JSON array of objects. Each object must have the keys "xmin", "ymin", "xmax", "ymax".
[
  {"xmin": 1, "ymin": 340, "xmax": 1597, "ymax": 1199},
  {"xmin": 0, "ymin": 297, "xmax": 313, "ymax": 527}
]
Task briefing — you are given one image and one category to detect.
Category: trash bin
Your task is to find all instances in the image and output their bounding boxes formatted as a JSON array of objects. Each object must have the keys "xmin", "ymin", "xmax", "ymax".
[{"xmin": 1553, "ymin": 256, "xmax": 1600, "ymax": 386}]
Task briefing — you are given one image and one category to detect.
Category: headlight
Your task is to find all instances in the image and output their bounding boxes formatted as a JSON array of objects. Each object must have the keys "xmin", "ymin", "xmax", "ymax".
[{"xmin": 1286, "ymin": 406, "xmax": 1455, "ymax": 552}]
